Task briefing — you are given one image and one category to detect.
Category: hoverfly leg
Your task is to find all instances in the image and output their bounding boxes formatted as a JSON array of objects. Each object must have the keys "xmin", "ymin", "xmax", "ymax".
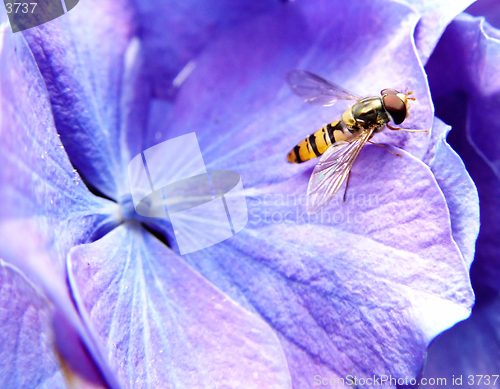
[
  {"xmin": 368, "ymin": 140, "xmax": 402, "ymax": 157},
  {"xmin": 343, "ymin": 170, "xmax": 352, "ymax": 203},
  {"xmin": 387, "ymin": 124, "xmax": 428, "ymax": 133}
]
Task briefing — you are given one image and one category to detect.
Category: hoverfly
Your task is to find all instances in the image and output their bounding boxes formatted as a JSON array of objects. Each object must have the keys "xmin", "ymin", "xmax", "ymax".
[{"xmin": 286, "ymin": 70, "xmax": 426, "ymax": 213}]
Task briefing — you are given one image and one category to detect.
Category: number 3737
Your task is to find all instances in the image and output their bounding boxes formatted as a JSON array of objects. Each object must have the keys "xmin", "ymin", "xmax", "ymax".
[
  {"xmin": 468, "ymin": 375, "xmax": 499, "ymax": 385},
  {"xmin": 5, "ymin": 3, "xmax": 37, "ymax": 13}
]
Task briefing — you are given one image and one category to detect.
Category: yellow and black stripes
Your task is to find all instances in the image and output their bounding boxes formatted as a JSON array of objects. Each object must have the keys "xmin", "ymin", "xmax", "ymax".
[
  {"xmin": 287, "ymin": 121, "xmax": 346, "ymax": 163},
  {"xmin": 308, "ymin": 133, "xmax": 322, "ymax": 157}
]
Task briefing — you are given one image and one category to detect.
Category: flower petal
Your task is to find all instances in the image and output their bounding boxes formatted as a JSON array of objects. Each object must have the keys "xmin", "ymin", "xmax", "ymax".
[
  {"xmin": 425, "ymin": 13, "xmax": 500, "ymax": 295},
  {"xmin": 423, "ymin": 118, "xmax": 479, "ymax": 267},
  {"xmin": 422, "ymin": 297, "xmax": 500, "ymax": 385},
  {"xmin": 0, "ymin": 27, "xmax": 119, "ymax": 276},
  {"xmin": 133, "ymin": 0, "xmax": 280, "ymax": 99},
  {"xmin": 155, "ymin": 145, "xmax": 474, "ymax": 382},
  {"xmin": 0, "ymin": 221, "xmax": 122, "ymax": 389},
  {"xmin": 135, "ymin": 2, "xmax": 474, "ymax": 380},
  {"xmin": 0, "ymin": 259, "xmax": 67, "ymax": 389},
  {"xmin": 467, "ymin": 0, "xmax": 500, "ymax": 29},
  {"xmin": 401, "ymin": 0, "xmax": 476, "ymax": 64},
  {"xmin": 22, "ymin": 0, "xmax": 148, "ymax": 200},
  {"xmin": 426, "ymin": 13, "xmax": 500, "ymax": 175},
  {"xmin": 67, "ymin": 222, "xmax": 292, "ymax": 389},
  {"xmin": 0, "ymin": 27, "xmax": 125, "ymax": 389},
  {"xmin": 52, "ymin": 310, "xmax": 109, "ymax": 389},
  {"xmin": 149, "ymin": 0, "xmax": 433, "ymax": 189},
  {"xmin": 449, "ymin": 16, "xmax": 500, "ymax": 179}
]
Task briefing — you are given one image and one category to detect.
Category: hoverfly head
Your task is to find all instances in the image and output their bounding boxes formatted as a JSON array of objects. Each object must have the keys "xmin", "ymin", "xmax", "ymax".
[{"xmin": 380, "ymin": 88, "xmax": 410, "ymax": 125}]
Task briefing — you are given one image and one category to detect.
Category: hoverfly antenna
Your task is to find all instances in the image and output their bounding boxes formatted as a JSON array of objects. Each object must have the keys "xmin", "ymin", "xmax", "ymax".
[
  {"xmin": 402, "ymin": 88, "xmax": 416, "ymax": 100},
  {"xmin": 407, "ymin": 92, "xmax": 416, "ymax": 101}
]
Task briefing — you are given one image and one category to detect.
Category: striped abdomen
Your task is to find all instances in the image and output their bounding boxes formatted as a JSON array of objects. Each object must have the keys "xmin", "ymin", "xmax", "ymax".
[{"xmin": 287, "ymin": 121, "xmax": 353, "ymax": 163}]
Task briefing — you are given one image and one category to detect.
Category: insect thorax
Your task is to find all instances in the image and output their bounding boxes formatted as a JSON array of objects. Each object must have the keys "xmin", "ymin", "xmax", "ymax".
[{"xmin": 342, "ymin": 97, "xmax": 390, "ymax": 132}]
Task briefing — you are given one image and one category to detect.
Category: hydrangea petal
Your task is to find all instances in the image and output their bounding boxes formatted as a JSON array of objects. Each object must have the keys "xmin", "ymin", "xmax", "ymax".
[
  {"xmin": 0, "ymin": 259, "xmax": 66, "ymax": 389},
  {"xmin": 22, "ymin": 0, "xmax": 147, "ymax": 200},
  {"xmin": 147, "ymin": 0, "xmax": 433, "ymax": 191},
  {"xmin": 0, "ymin": 26, "xmax": 125, "ymax": 389},
  {"xmin": 0, "ymin": 222, "xmax": 122, "ymax": 389},
  {"xmin": 426, "ymin": 13, "xmax": 500, "ymax": 175},
  {"xmin": 0, "ymin": 27, "xmax": 120, "ymax": 276},
  {"xmin": 458, "ymin": 18, "xmax": 500, "ymax": 180},
  {"xmin": 52, "ymin": 310, "xmax": 109, "ymax": 389},
  {"xmin": 440, "ymin": 118, "xmax": 500, "ymax": 297},
  {"xmin": 67, "ymin": 223, "xmax": 292, "ymax": 389},
  {"xmin": 465, "ymin": 153, "xmax": 500, "ymax": 295},
  {"xmin": 401, "ymin": 0, "xmax": 476, "ymax": 64},
  {"xmin": 422, "ymin": 297, "xmax": 500, "ymax": 385},
  {"xmin": 133, "ymin": 0, "xmax": 475, "ymax": 97},
  {"xmin": 133, "ymin": 0, "xmax": 280, "ymax": 99},
  {"xmin": 425, "ymin": 14, "xmax": 500, "ymax": 294},
  {"xmin": 423, "ymin": 118, "xmax": 479, "ymax": 267},
  {"xmin": 467, "ymin": 0, "xmax": 500, "ymax": 29},
  {"xmin": 134, "ymin": 3, "xmax": 475, "ymax": 380},
  {"xmin": 155, "ymin": 145, "xmax": 474, "ymax": 382},
  {"xmin": 0, "ymin": 257, "xmax": 111, "ymax": 389}
]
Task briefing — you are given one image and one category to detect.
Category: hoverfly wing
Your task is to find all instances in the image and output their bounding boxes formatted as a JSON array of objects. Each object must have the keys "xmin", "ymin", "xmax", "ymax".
[
  {"xmin": 286, "ymin": 70, "xmax": 360, "ymax": 106},
  {"xmin": 306, "ymin": 129, "xmax": 375, "ymax": 213}
]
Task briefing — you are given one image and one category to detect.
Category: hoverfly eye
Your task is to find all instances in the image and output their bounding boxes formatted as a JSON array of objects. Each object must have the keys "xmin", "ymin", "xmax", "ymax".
[
  {"xmin": 380, "ymin": 88, "xmax": 399, "ymax": 96},
  {"xmin": 382, "ymin": 94, "xmax": 406, "ymax": 124}
]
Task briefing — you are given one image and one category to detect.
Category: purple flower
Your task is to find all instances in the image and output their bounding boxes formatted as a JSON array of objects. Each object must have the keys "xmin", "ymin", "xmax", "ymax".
[
  {"xmin": 0, "ymin": 0, "xmax": 480, "ymax": 388},
  {"xmin": 420, "ymin": 0, "xmax": 500, "ymax": 383}
]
